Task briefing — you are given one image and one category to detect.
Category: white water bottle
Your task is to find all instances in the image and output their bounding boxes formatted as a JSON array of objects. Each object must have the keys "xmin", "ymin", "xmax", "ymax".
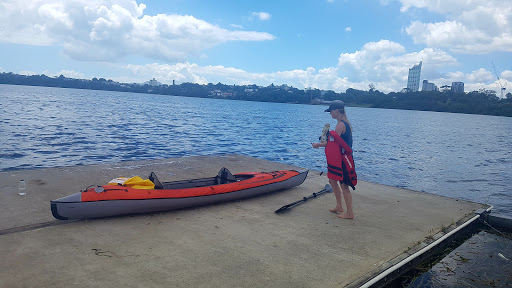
[{"xmin": 18, "ymin": 180, "xmax": 26, "ymax": 195}]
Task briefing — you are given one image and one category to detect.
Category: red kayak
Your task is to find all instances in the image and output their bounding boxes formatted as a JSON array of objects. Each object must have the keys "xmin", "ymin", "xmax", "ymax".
[{"xmin": 51, "ymin": 168, "xmax": 308, "ymax": 220}]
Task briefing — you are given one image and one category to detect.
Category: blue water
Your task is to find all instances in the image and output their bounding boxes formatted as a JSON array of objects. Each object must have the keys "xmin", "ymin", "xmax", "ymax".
[{"xmin": 1, "ymin": 84, "xmax": 511, "ymax": 216}]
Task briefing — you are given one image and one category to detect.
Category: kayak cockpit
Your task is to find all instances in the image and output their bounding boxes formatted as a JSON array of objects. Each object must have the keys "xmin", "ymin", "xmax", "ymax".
[{"xmin": 149, "ymin": 167, "xmax": 252, "ymax": 190}]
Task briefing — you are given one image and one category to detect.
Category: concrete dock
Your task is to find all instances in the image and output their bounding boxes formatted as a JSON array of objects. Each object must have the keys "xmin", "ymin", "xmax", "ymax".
[{"xmin": 0, "ymin": 155, "xmax": 486, "ymax": 287}]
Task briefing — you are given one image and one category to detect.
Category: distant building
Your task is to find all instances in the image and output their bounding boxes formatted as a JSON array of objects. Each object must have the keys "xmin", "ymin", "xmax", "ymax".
[
  {"xmin": 422, "ymin": 80, "xmax": 438, "ymax": 92},
  {"xmin": 148, "ymin": 78, "xmax": 159, "ymax": 86},
  {"xmin": 211, "ymin": 90, "xmax": 222, "ymax": 96},
  {"xmin": 451, "ymin": 82, "xmax": 464, "ymax": 93},
  {"xmin": 407, "ymin": 61, "xmax": 422, "ymax": 92}
]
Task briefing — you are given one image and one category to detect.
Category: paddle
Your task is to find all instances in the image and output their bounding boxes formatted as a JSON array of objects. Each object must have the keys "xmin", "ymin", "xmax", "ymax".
[{"xmin": 275, "ymin": 184, "xmax": 333, "ymax": 213}]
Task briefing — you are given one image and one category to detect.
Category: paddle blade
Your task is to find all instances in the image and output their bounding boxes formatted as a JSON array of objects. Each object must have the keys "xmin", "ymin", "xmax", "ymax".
[{"xmin": 274, "ymin": 206, "xmax": 289, "ymax": 214}]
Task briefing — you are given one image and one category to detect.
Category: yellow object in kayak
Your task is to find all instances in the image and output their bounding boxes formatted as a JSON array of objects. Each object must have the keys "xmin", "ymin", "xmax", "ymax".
[{"xmin": 123, "ymin": 176, "xmax": 155, "ymax": 190}]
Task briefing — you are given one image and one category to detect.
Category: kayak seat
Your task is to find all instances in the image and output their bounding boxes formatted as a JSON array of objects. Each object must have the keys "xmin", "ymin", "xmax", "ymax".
[
  {"xmin": 149, "ymin": 172, "xmax": 164, "ymax": 189},
  {"xmin": 216, "ymin": 167, "xmax": 237, "ymax": 185}
]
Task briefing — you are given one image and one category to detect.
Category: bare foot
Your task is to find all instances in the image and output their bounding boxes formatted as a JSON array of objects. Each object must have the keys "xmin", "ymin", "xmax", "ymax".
[
  {"xmin": 337, "ymin": 213, "xmax": 354, "ymax": 219},
  {"xmin": 329, "ymin": 208, "xmax": 344, "ymax": 214}
]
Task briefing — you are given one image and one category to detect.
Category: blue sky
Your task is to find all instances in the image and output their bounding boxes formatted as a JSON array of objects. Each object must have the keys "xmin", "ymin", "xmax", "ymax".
[{"xmin": 0, "ymin": 0, "xmax": 511, "ymax": 94}]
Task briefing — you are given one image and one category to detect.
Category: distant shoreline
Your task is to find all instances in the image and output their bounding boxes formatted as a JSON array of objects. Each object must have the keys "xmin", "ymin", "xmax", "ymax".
[{"xmin": 1, "ymin": 72, "xmax": 511, "ymax": 117}]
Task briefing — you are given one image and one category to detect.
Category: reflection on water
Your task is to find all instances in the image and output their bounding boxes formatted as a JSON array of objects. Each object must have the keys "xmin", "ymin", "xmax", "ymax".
[
  {"xmin": 1, "ymin": 84, "xmax": 511, "ymax": 216},
  {"xmin": 406, "ymin": 230, "xmax": 512, "ymax": 288}
]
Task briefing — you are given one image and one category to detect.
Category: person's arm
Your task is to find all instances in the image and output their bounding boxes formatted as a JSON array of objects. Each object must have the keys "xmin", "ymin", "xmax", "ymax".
[
  {"xmin": 335, "ymin": 121, "xmax": 346, "ymax": 136},
  {"xmin": 312, "ymin": 142, "xmax": 327, "ymax": 148}
]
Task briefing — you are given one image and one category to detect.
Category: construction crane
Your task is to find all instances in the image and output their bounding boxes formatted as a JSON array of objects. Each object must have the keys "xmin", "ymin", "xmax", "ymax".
[{"xmin": 492, "ymin": 62, "xmax": 507, "ymax": 98}]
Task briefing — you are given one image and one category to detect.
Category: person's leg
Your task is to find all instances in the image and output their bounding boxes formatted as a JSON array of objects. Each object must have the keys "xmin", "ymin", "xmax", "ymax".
[
  {"xmin": 329, "ymin": 179, "xmax": 344, "ymax": 213},
  {"xmin": 337, "ymin": 183, "xmax": 354, "ymax": 219}
]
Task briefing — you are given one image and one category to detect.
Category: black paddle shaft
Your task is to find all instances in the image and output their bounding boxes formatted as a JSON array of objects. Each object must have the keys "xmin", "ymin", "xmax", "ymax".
[{"xmin": 275, "ymin": 184, "xmax": 333, "ymax": 213}]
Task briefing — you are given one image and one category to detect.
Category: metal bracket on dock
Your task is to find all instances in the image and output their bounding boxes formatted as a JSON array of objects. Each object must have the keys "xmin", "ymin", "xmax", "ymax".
[
  {"xmin": 474, "ymin": 207, "xmax": 492, "ymax": 222},
  {"xmin": 476, "ymin": 206, "xmax": 512, "ymax": 230}
]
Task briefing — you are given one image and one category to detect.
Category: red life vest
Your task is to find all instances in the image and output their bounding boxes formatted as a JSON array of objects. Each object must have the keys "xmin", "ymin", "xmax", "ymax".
[{"xmin": 324, "ymin": 130, "xmax": 357, "ymax": 189}]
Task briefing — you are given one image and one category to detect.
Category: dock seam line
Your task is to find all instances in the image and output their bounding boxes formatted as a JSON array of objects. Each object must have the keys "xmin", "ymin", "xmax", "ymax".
[{"xmin": 0, "ymin": 220, "xmax": 79, "ymax": 236}]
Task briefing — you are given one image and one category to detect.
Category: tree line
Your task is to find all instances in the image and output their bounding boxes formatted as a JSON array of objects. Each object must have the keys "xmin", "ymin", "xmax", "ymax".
[{"xmin": 1, "ymin": 72, "xmax": 511, "ymax": 117}]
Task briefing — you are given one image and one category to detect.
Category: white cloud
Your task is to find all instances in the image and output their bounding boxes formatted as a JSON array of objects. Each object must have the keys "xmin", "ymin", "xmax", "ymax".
[
  {"xmin": 400, "ymin": 0, "xmax": 496, "ymax": 14},
  {"xmin": 337, "ymin": 40, "xmax": 457, "ymax": 91},
  {"xmin": 3, "ymin": 0, "xmax": 507, "ymax": 95},
  {"xmin": 0, "ymin": 0, "xmax": 275, "ymax": 62},
  {"xmin": 230, "ymin": 24, "xmax": 244, "ymax": 29},
  {"xmin": 18, "ymin": 70, "xmax": 39, "ymax": 76},
  {"xmin": 401, "ymin": 0, "xmax": 512, "ymax": 53},
  {"xmin": 119, "ymin": 41, "xmax": 463, "ymax": 93},
  {"xmin": 251, "ymin": 12, "xmax": 271, "ymax": 21},
  {"xmin": 501, "ymin": 70, "xmax": 512, "ymax": 82},
  {"xmin": 122, "ymin": 62, "xmax": 351, "ymax": 91},
  {"xmin": 466, "ymin": 68, "xmax": 494, "ymax": 83},
  {"xmin": 56, "ymin": 70, "xmax": 86, "ymax": 79}
]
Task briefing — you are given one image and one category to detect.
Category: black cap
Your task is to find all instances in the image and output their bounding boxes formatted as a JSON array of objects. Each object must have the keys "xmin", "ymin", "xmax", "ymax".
[{"xmin": 324, "ymin": 101, "xmax": 345, "ymax": 112}]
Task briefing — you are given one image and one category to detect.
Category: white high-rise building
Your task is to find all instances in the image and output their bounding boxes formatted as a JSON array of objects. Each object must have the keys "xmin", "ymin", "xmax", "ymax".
[
  {"xmin": 422, "ymin": 80, "xmax": 438, "ymax": 92},
  {"xmin": 407, "ymin": 61, "xmax": 422, "ymax": 92},
  {"xmin": 451, "ymin": 82, "xmax": 464, "ymax": 93}
]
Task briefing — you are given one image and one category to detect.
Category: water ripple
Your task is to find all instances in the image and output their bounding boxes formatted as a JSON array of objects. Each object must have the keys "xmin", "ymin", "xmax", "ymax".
[{"xmin": 1, "ymin": 84, "xmax": 511, "ymax": 216}]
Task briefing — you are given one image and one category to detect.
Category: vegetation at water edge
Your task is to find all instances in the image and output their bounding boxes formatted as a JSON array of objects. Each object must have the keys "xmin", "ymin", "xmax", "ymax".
[{"xmin": 1, "ymin": 72, "xmax": 511, "ymax": 117}]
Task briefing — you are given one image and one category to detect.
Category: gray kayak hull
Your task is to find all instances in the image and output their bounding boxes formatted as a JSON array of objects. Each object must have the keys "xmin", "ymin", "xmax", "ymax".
[{"xmin": 51, "ymin": 170, "xmax": 308, "ymax": 220}]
